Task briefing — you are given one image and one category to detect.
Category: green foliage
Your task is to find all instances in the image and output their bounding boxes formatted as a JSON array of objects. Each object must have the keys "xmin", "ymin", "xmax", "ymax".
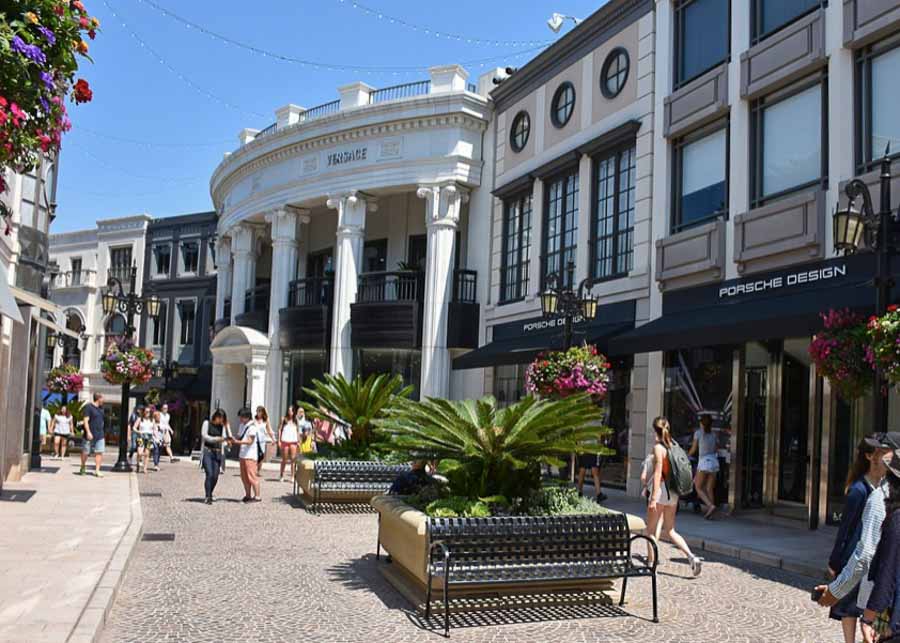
[
  {"xmin": 426, "ymin": 497, "xmax": 491, "ymax": 518},
  {"xmin": 524, "ymin": 484, "xmax": 608, "ymax": 516},
  {"xmin": 377, "ymin": 393, "xmax": 609, "ymax": 499},
  {"xmin": 46, "ymin": 399, "xmax": 85, "ymax": 421},
  {"xmin": 300, "ymin": 373, "xmax": 412, "ymax": 451}
]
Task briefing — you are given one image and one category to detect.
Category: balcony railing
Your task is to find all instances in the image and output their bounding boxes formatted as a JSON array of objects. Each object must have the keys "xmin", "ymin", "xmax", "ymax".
[
  {"xmin": 50, "ymin": 269, "xmax": 96, "ymax": 289},
  {"xmin": 357, "ymin": 271, "xmax": 424, "ymax": 303},
  {"xmin": 453, "ymin": 269, "xmax": 477, "ymax": 303},
  {"xmin": 244, "ymin": 286, "xmax": 270, "ymax": 314},
  {"xmin": 369, "ymin": 80, "xmax": 431, "ymax": 105},
  {"xmin": 303, "ymin": 99, "xmax": 341, "ymax": 121},
  {"xmin": 287, "ymin": 275, "xmax": 334, "ymax": 308}
]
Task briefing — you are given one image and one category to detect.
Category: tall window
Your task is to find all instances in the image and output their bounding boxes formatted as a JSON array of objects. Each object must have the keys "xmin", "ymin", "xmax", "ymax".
[
  {"xmin": 70, "ymin": 258, "xmax": 82, "ymax": 286},
  {"xmin": 109, "ymin": 247, "xmax": 132, "ymax": 288},
  {"xmin": 592, "ymin": 144, "xmax": 636, "ymax": 279},
  {"xmin": 674, "ymin": 0, "xmax": 730, "ymax": 88},
  {"xmin": 541, "ymin": 169, "xmax": 579, "ymax": 290},
  {"xmin": 104, "ymin": 314, "xmax": 127, "ymax": 353},
  {"xmin": 500, "ymin": 191, "xmax": 532, "ymax": 303},
  {"xmin": 153, "ymin": 244, "xmax": 171, "ymax": 278},
  {"xmin": 179, "ymin": 301, "xmax": 195, "ymax": 346},
  {"xmin": 857, "ymin": 38, "xmax": 900, "ymax": 172},
  {"xmin": 151, "ymin": 302, "xmax": 167, "ymax": 347},
  {"xmin": 752, "ymin": 0, "xmax": 821, "ymax": 43},
  {"xmin": 674, "ymin": 126, "xmax": 728, "ymax": 231},
  {"xmin": 752, "ymin": 79, "xmax": 825, "ymax": 204},
  {"xmin": 180, "ymin": 241, "xmax": 199, "ymax": 274}
]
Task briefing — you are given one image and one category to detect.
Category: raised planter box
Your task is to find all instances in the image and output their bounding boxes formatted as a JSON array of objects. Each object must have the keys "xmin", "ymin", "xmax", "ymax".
[{"xmin": 371, "ymin": 495, "xmax": 648, "ymax": 606}]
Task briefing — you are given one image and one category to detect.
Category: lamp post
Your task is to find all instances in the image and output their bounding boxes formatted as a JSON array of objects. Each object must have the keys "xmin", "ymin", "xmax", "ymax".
[
  {"xmin": 833, "ymin": 151, "xmax": 898, "ymax": 434},
  {"xmin": 539, "ymin": 260, "xmax": 599, "ymax": 350},
  {"xmin": 102, "ymin": 265, "xmax": 161, "ymax": 472},
  {"xmin": 154, "ymin": 359, "xmax": 180, "ymax": 391}
]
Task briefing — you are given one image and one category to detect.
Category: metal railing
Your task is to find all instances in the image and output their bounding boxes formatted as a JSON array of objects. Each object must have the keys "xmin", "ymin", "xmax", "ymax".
[
  {"xmin": 303, "ymin": 99, "xmax": 341, "ymax": 121},
  {"xmin": 244, "ymin": 286, "xmax": 270, "ymax": 313},
  {"xmin": 256, "ymin": 122, "xmax": 277, "ymax": 138},
  {"xmin": 357, "ymin": 270, "xmax": 424, "ymax": 303},
  {"xmin": 287, "ymin": 275, "xmax": 334, "ymax": 308},
  {"xmin": 50, "ymin": 269, "xmax": 96, "ymax": 289},
  {"xmin": 453, "ymin": 269, "xmax": 477, "ymax": 303},
  {"xmin": 369, "ymin": 80, "xmax": 431, "ymax": 104}
]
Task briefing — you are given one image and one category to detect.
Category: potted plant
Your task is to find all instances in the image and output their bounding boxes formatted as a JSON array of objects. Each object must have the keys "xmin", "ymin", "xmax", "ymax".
[
  {"xmin": 525, "ymin": 343, "xmax": 611, "ymax": 398},
  {"xmin": 100, "ymin": 339, "xmax": 154, "ymax": 386},
  {"xmin": 46, "ymin": 363, "xmax": 84, "ymax": 405},
  {"xmin": 809, "ymin": 308, "xmax": 873, "ymax": 399},
  {"xmin": 867, "ymin": 305, "xmax": 900, "ymax": 386}
]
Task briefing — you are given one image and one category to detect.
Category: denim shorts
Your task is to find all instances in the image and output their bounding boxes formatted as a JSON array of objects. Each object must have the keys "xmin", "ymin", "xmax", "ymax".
[{"xmin": 83, "ymin": 437, "xmax": 105, "ymax": 455}]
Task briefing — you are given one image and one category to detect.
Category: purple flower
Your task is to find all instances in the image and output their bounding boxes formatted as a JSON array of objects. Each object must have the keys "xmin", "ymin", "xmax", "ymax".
[
  {"xmin": 36, "ymin": 26, "xmax": 56, "ymax": 46},
  {"xmin": 11, "ymin": 36, "xmax": 47, "ymax": 66},
  {"xmin": 39, "ymin": 96, "xmax": 49, "ymax": 112},
  {"xmin": 39, "ymin": 71, "xmax": 54, "ymax": 90}
]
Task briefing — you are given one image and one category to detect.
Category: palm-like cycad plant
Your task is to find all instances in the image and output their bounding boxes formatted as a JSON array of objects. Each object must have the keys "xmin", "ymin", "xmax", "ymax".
[
  {"xmin": 300, "ymin": 373, "xmax": 413, "ymax": 455},
  {"xmin": 377, "ymin": 394, "xmax": 609, "ymax": 498}
]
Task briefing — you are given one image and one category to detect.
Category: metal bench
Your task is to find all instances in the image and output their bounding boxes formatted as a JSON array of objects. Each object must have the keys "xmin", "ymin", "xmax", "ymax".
[
  {"xmin": 309, "ymin": 460, "xmax": 411, "ymax": 512},
  {"xmin": 425, "ymin": 512, "xmax": 658, "ymax": 636}
]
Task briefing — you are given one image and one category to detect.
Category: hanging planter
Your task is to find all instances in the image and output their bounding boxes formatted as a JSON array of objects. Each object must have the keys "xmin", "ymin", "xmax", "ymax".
[
  {"xmin": 525, "ymin": 344, "xmax": 611, "ymax": 399},
  {"xmin": 809, "ymin": 309, "xmax": 873, "ymax": 400},
  {"xmin": 46, "ymin": 363, "xmax": 84, "ymax": 395},
  {"xmin": 100, "ymin": 340, "xmax": 153, "ymax": 386},
  {"xmin": 867, "ymin": 305, "xmax": 900, "ymax": 386}
]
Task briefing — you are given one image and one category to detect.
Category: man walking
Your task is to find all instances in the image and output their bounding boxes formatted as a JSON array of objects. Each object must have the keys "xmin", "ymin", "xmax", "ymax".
[{"xmin": 80, "ymin": 393, "xmax": 106, "ymax": 477}]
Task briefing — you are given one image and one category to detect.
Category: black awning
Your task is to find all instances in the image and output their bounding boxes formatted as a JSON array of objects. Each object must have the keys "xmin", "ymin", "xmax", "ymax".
[
  {"xmin": 452, "ymin": 320, "xmax": 633, "ymax": 370},
  {"xmin": 609, "ymin": 281, "xmax": 875, "ymax": 356}
]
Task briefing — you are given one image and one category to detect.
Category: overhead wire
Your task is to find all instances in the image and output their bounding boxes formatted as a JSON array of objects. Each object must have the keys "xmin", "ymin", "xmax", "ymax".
[{"xmin": 71, "ymin": 125, "xmax": 231, "ymax": 149}]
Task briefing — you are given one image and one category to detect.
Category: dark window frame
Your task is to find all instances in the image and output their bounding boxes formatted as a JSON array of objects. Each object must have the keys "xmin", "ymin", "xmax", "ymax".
[
  {"xmin": 178, "ymin": 300, "xmax": 196, "ymax": 346},
  {"xmin": 590, "ymin": 141, "xmax": 637, "ymax": 282},
  {"xmin": 550, "ymin": 82, "xmax": 577, "ymax": 129},
  {"xmin": 750, "ymin": 0, "xmax": 824, "ymax": 45},
  {"xmin": 540, "ymin": 166, "xmax": 580, "ymax": 291},
  {"xmin": 180, "ymin": 240, "xmax": 200, "ymax": 274},
  {"xmin": 674, "ymin": 0, "xmax": 732, "ymax": 90},
  {"xmin": 600, "ymin": 47, "xmax": 631, "ymax": 99},
  {"xmin": 70, "ymin": 257, "xmax": 82, "ymax": 286},
  {"xmin": 153, "ymin": 243, "xmax": 171, "ymax": 277},
  {"xmin": 855, "ymin": 33, "xmax": 900, "ymax": 174},
  {"xmin": 499, "ymin": 189, "xmax": 533, "ymax": 304},
  {"xmin": 750, "ymin": 72, "xmax": 828, "ymax": 208},
  {"xmin": 671, "ymin": 119, "xmax": 730, "ymax": 233},
  {"xmin": 152, "ymin": 301, "xmax": 167, "ymax": 347},
  {"xmin": 510, "ymin": 111, "xmax": 531, "ymax": 153}
]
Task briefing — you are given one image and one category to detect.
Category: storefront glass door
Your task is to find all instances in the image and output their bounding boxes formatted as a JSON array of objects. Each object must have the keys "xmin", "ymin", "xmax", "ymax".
[
  {"xmin": 741, "ymin": 342, "xmax": 768, "ymax": 509},
  {"xmin": 776, "ymin": 338, "xmax": 811, "ymax": 507}
]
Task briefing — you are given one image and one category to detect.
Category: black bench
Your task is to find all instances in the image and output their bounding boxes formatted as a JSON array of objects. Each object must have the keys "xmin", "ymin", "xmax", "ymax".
[
  {"xmin": 425, "ymin": 512, "xmax": 658, "ymax": 636},
  {"xmin": 308, "ymin": 460, "xmax": 411, "ymax": 512}
]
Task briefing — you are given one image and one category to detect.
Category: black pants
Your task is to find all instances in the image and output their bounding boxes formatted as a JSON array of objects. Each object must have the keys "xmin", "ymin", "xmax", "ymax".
[{"xmin": 202, "ymin": 449, "xmax": 222, "ymax": 499}]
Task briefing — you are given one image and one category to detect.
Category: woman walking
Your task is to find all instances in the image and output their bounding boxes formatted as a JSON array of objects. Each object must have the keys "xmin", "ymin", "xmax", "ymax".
[
  {"xmin": 149, "ymin": 410, "xmax": 164, "ymax": 472},
  {"xmin": 50, "ymin": 406, "xmax": 72, "ymax": 460},
  {"xmin": 646, "ymin": 416, "xmax": 703, "ymax": 576},
  {"xmin": 278, "ymin": 405, "xmax": 299, "ymax": 482},
  {"xmin": 132, "ymin": 407, "xmax": 155, "ymax": 474},
  {"xmin": 689, "ymin": 414, "xmax": 719, "ymax": 518},
  {"xmin": 159, "ymin": 403, "xmax": 178, "ymax": 463},
  {"xmin": 254, "ymin": 406, "xmax": 275, "ymax": 472},
  {"xmin": 233, "ymin": 408, "xmax": 261, "ymax": 502},
  {"xmin": 200, "ymin": 409, "xmax": 230, "ymax": 504}
]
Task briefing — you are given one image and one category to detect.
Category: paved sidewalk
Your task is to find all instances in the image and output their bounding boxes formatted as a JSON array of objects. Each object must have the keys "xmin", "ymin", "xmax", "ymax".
[
  {"xmin": 594, "ymin": 486, "xmax": 833, "ymax": 579},
  {"xmin": 0, "ymin": 456, "xmax": 142, "ymax": 643}
]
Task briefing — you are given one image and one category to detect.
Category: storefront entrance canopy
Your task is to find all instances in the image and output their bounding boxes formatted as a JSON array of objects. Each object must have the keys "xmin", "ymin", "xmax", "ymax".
[
  {"xmin": 453, "ymin": 300, "xmax": 635, "ymax": 370},
  {"xmin": 609, "ymin": 255, "xmax": 878, "ymax": 355}
]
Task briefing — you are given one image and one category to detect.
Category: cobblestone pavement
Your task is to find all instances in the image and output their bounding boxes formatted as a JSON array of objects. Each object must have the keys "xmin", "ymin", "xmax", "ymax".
[{"xmin": 102, "ymin": 461, "xmax": 829, "ymax": 643}]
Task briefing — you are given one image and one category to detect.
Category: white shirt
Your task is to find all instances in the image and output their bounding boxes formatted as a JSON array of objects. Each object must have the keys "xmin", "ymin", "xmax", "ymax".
[
  {"xmin": 159, "ymin": 412, "xmax": 171, "ymax": 431},
  {"xmin": 238, "ymin": 422, "xmax": 258, "ymax": 460},
  {"xmin": 53, "ymin": 415, "xmax": 72, "ymax": 435},
  {"xmin": 138, "ymin": 418, "xmax": 154, "ymax": 437},
  {"xmin": 280, "ymin": 420, "xmax": 299, "ymax": 444},
  {"xmin": 256, "ymin": 420, "xmax": 269, "ymax": 446}
]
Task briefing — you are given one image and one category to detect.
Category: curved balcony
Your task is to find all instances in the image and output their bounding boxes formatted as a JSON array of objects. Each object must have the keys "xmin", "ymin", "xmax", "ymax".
[
  {"xmin": 234, "ymin": 286, "xmax": 269, "ymax": 333},
  {"xmin": 49, "ymin": 269, "xmax": 97, "ymax": 290},
  {"xmin": 279, "ymin": 275, "xmax": 334, "ymax": 349}
]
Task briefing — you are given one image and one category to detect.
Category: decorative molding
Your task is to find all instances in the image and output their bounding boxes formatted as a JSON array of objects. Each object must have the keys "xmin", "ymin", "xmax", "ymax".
[{"xmin": 417, "ymin": 182, "xmax": 469, "ymax": 229}]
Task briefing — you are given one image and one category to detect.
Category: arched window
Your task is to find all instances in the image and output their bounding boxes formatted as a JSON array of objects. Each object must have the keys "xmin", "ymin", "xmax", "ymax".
[{"xmin": 64, "ymin": 312, "xmax": 84, "ymax": 368}]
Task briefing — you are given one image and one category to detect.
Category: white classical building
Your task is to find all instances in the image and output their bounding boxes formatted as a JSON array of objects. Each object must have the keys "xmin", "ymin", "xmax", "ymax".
[{"xmin": 209, "ymin": 65, "xmax": 497, "ymax": 416}]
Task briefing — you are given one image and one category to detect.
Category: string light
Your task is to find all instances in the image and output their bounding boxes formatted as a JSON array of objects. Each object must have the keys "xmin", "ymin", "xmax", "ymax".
[
  {"xmin": 71, "ymin": 146, "xmax": 205, "ymax": 185},
  {"xmin": 71, "ymin": 124, "xmax": 231, "ymax": 149},
  {"xmin": 333, "ymin": 0, "xmax": 553, "ymax": 49},
  {"xmin": 128, "ymin": 0, "xmax": 549, "ymax": 75},
  {"xmin": 101, "ymin": 0, "xmax": 267, "ymax": 118}
]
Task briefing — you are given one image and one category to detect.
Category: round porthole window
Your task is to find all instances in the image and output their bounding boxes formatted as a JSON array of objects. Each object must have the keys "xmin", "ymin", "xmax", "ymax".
[
  {"xmin": 550, "ymin": 82, "xmax": 576, "ymax": 129},
  {"xmin": 510, "ymin": 111, "xmax": 531, "ymax": 153},
  {"xmin": 600, "ymin": 47, "xmax": 630, "ymax": 99}
]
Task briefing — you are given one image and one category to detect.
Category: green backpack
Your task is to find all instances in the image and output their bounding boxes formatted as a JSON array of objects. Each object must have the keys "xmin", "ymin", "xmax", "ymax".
[{"xmin": 665, "ymin": 442, "xmax": 694, "ymax": 497}]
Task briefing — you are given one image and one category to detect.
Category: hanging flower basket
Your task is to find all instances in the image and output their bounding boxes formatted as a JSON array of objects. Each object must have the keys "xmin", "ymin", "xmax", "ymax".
[
  {"xmin": 808, "ymin": 309, "xmax": 873, "ymax": 400},
  {"xmin": 46, "ymin": 363, "xmax": 84, "ymax": 394},
  {"xmin": 100, "ymin": 340, "xmax": 153, "ymax": 386},
  {"xmin": 867, "ymin": 305, "xmax": 900, "ymax": 385},
  {"xmin": 525, "ymin": 344, "xmax": 611, "ymax": 399}
]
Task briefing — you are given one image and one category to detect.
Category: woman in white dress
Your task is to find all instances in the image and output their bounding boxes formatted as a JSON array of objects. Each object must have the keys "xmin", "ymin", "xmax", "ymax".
[
  {"xmin": 278, "ymin": 405, "xmax": 300, "ymax": 482},
  {"xmin": 50, "ymin": 406, "xmax": 73, "ymax": 459}
]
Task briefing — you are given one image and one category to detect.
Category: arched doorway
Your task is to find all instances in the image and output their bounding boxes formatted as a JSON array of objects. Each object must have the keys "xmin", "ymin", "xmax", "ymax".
[{"xmin": 63, "ymin": 311, "xmax": 84, "ymax": 368}]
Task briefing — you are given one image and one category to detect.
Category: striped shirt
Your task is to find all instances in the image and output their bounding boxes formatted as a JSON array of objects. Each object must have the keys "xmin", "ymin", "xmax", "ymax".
[{"xmin": 829, "ymin": 481, "xmax": 887, "ymax": 606}]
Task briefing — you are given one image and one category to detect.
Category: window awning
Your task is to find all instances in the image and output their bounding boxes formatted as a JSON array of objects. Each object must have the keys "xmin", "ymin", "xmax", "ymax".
[
  {"xmin": 608, "ymin": 280, "xmax": 875, "ymax": 356},
  {"xmin": 0, "ymin": 264, "xmax": 23, "ymax": 324}
]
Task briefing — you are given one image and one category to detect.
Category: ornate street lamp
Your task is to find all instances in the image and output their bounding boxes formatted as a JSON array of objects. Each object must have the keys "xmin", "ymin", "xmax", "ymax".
[
  {"xmin": 539, "ymin": 260, "xmax": 598, "ymax": 350},
  {"xmin": 833, "ymin": 149, "xmax": 899, "ymax": 433},
  {"xmin": 102, "ymin": 265, "xmax": 161, "ymax": 472},
  {"xmin": 153, "ymin": 359, "xmax": 180, "ymax": 390}
]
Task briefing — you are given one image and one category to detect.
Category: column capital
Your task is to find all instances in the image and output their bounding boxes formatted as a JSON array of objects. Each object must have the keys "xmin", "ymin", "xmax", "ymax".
[
  {"xmin": 327, "ymin": 190, "xmax": 377, "ymax": 235},
  {"xmin": 229, "ymin": 222, "xmax": 263, "ymax": 256},
  {"xmin": 265, "ymin": 206, "xmax": 309, "ymax": 243},
  {"xmin": 417, "ymin": 182, "xmax": 469, "ymax": 229}
]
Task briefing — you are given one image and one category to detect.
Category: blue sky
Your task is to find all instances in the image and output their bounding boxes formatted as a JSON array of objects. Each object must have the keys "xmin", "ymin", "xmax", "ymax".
[{"xmin": 53, "ymin": 0, "xmax": 607, "ymax": 232}]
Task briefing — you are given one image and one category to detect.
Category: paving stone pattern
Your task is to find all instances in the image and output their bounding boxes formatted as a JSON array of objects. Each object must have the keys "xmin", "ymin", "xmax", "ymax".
[{"xmin": 102, "ymin": 462, "xmax": 829, "ymax": 642}]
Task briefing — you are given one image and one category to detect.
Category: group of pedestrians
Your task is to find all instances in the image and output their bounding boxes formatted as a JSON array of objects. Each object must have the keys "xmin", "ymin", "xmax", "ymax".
[
  {"xmin": 199, "ymin": 403, "xmax": 315, "ymax": 505},
  {"xmin": 128, "ymin": 403, "xmax": 178, "ymax": 474},
  {"xmin": 816, "ymin": 432, "xmax": 900, "ymax": 643}
]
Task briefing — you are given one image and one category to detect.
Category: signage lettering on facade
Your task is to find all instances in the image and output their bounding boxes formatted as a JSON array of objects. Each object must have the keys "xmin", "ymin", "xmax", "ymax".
[
  {"xmin": 326, "ymin": 147, "xmax": 368, "ymax": 167},
  {"xmin": 718, "ymin": 264, "xmax": 847, "ymax": 299},
  {"xmin": 522, "ymin": 316, "xmax": 585, "ymax": 333}
]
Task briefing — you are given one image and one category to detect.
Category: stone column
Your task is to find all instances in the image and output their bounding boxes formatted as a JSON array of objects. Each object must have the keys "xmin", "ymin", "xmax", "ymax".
[
  {"xmin": 264, "ymin": 206, "xmax": 307, "ymax": 417},
  {"xmin": 418, "ymin": 183, "xmax": 468, "ymax": 399},
  {"xmin": 325, "ymin": 191, "xmax": 377, "ymax": 378},
  {"xmin": 214, "ymin": 236, "xmax": 232, "ymax": 322},
  {"xmin": 245, "ymin": 360, "xmax": 268, "ymax": 411},
  {"xmin": 229, "ymin": 224, "xmax": 257, "ymax": 323}
]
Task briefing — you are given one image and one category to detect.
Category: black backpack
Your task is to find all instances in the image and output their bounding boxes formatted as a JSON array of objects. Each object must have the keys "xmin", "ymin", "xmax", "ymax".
[{"xmin": 665, "ymin": 442, "xmax": 694, "ymax": 497}]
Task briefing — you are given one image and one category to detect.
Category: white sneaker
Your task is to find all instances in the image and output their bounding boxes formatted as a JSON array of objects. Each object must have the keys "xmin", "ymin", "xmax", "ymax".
[{"xmin": 690, "ymin": 555, "xmax": 703, "ymax": 577}]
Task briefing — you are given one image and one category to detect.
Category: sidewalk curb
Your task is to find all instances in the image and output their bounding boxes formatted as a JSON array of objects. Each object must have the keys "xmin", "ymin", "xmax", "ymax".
[
  {"xmin": 684, "ymin": 535, "xmax": 824, "ymax": 580},
  {"xmin": 67, "ymin": 473, "xmax": 143, "ymax": 643}
]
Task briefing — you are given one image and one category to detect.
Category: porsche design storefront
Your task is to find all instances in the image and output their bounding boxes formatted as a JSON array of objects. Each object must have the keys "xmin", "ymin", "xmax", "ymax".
[{"xmin": 612, "ymin": 254, "xmax": 898, "ymax": 528}]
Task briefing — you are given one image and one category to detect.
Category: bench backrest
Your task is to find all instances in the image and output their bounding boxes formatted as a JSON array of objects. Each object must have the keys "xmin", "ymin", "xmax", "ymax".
[
  {"xmin": 314, "ymin": 460, "xmax": 411, "ymax": 485},
  {"xmin": 427, "ymin": 513, "xmax": 632, "ymax": 569}
]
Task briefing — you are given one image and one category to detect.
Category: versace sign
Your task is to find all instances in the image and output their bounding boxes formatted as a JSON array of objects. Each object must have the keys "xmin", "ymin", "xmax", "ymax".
[{"xmin": 326, "ymin": 147, "xmax": 368, "ymax": 167}]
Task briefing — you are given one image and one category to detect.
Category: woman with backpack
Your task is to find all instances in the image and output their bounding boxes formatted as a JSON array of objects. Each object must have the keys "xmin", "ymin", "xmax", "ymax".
[{"xmin": 647, "ymin": 416, "xmax": 703, "ymax": 576}]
